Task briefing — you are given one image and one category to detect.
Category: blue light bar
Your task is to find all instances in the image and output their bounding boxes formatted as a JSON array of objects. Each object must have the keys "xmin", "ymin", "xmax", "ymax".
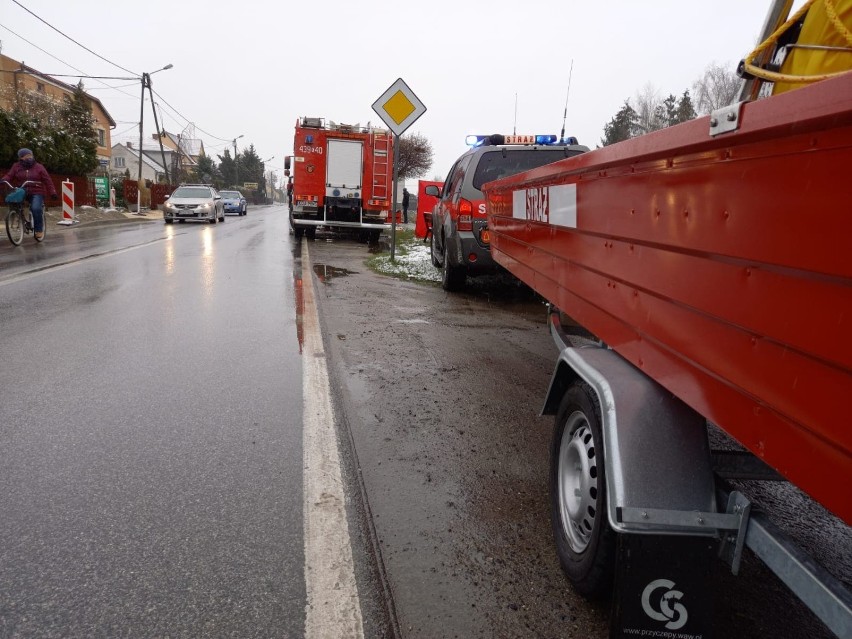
[{"xmin": 465, "ymin": 134, "xmax": 568, "ymax": 147}]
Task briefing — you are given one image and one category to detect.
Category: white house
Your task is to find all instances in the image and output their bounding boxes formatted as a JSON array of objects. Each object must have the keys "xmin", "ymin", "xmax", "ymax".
[{"xmin": 110, "ymin": 142, "xmax": 167, "ymax": 183}]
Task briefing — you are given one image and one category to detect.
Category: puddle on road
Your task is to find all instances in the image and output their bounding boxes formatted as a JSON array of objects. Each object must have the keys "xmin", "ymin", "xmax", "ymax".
[{"xmin": 313, "ymin": 263, "xmax": 356, "ymax": 284}]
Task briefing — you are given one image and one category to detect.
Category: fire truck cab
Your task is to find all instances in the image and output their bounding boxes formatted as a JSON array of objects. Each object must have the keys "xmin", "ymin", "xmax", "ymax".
[{"xmin": 287, "ymin": 117, "xmax": 393, "ymax": 242}]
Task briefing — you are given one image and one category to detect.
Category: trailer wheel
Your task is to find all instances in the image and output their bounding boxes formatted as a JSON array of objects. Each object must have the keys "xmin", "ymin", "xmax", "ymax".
[{"xmin": 550, "ymin": 381, "xmax": 616, "ymax": 599}]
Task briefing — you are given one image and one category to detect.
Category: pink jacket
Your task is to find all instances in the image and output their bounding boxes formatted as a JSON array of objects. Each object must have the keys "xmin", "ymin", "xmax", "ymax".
[{"xmin": 2, "ymin": 161, "xmax": 57, "ymax": 197}]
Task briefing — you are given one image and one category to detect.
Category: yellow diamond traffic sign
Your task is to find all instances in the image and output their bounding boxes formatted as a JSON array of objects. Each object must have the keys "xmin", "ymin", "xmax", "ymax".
[{"xmin": 372, "ymin": 78, "xmax": 427, "ymax": 136}]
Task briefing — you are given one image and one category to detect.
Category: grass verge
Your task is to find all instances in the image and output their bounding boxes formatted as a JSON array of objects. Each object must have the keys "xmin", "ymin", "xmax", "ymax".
[{"xmin": 365, "ymin": 228, "xmax": 441, "ymax": 284}]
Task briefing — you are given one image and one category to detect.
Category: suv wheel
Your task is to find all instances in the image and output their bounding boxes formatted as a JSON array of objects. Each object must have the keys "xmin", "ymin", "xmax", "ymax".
[
  {"xmin": 430, "ymin": 232, "xmax": 441, "ymax": 268},
  {"xmin": 441, "ymin": 240, "xmax": 466, "ymax": 291}
]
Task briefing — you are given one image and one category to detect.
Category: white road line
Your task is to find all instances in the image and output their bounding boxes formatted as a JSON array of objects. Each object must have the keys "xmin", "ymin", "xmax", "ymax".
[{"xmin": 301, "ymin": 239, "xmax": 364, "ymax": 639}]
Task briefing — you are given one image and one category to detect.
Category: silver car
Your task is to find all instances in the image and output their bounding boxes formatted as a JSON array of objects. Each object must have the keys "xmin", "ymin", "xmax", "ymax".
[{"xmin": 163, "ymin": 184, "xmax": 225, "ymax": 224}]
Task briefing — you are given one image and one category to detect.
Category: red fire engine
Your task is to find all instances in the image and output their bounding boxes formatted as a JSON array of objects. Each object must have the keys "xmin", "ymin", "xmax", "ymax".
[{"xmin": 285, "ymin": 117, "xmax": 393, "ymax": 242}]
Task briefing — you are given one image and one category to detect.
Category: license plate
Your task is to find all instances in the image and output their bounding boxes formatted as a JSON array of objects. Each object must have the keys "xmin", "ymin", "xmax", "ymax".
[{"xmin": 296, "ymin": 200, "xmax": 312, "ymax": 207}]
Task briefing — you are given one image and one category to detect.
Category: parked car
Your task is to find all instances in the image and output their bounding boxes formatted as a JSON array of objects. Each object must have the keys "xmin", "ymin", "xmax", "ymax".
[
  {"xmin": 162, "ymin": 184, "xmax": 224, "ymax": 224},
  {"xmin": 428, "ymin": 134, "xmax": 588, "ymax": 291},
  {"xmin": 220, "ymin": 190, "xmax": 247, "ymax": 216}
]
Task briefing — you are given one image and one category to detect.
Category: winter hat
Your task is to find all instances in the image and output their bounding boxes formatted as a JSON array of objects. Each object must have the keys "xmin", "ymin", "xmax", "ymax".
[{"xmin": 18, "ymin": 148, "xmax": 33, "ymax": 158}]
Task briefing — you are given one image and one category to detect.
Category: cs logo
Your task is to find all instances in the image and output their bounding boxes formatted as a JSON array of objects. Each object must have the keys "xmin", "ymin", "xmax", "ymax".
[{"xmin": 641, "ymin": 579, "xmax": 688, "ymax": 630}]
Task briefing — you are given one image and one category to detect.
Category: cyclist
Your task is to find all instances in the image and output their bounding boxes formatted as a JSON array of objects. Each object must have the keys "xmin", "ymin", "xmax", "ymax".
[{"xmin": 2, "ymin": 148, "xmax": 58, "ymax": 240}]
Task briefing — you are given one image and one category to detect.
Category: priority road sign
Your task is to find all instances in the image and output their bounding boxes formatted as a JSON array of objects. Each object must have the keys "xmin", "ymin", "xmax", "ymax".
[{"xmin": 371, "ymin": 78, "xmax": 427, "ymax": 137}]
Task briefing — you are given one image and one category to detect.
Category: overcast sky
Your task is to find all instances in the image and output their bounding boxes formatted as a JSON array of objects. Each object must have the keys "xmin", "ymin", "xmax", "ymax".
[{"xmin": 1, "ymin": 0, "xmax": 784, "ymax": 187}]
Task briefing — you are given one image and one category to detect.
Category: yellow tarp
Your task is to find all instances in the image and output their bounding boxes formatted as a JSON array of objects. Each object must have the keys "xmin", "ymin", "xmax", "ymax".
[{"xmin": 773, "ymin": 0, "xmax": 852, "ymax": 93}]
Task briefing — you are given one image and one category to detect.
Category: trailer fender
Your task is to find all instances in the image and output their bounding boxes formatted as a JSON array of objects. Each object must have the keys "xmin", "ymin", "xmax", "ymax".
[{"xmin": 543, "ymin": 341, "xmax": 717, "ymax": 536}]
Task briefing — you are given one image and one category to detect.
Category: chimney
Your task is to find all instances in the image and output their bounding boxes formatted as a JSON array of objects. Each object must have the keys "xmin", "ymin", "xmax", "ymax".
[{"xmin": 126, "ymin": 142, "xmax": 133, "ymax": 149}]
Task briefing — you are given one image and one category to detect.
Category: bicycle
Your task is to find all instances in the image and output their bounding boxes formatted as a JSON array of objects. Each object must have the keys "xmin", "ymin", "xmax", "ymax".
[{"xmin": 2, "ymin": 179, "xmax": 45, "ymax": 246}]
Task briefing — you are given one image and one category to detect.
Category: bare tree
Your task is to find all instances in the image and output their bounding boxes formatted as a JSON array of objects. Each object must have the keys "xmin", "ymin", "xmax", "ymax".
[
  {"xmin": 692, "ymin": 61, "xmax": 741, "ymax": 114},
  {"xmin": 634, "ymin": 83, "xmax": 663, "ymax": 134},
  {"xmin": 397, "ymin": 132, "xmax": 434, "ymax": 181}
]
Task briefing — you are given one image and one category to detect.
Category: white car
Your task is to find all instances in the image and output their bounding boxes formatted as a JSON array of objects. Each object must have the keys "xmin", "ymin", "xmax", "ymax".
[{"xmin": 163, "ymin": 184, "xmax": 225, "ymax": 224}]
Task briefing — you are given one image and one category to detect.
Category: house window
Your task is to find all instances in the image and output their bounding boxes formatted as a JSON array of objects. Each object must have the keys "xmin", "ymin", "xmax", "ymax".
[
  {"xmin": 36, "ymin": 82, "xmax": 45, "ymax": 93},
  {"xmin": 97, "ymin": 129, "xmax": 105, "ymax": 146},
  {"xmin": 114, "ymin": 157, "xmax": 125, "ymax": 168}
]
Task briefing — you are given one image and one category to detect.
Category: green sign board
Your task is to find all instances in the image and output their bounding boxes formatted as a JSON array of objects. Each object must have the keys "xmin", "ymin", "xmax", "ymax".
[{"xmin": 94, "ymin": 176, "xmax": 109, "ymax": 200}]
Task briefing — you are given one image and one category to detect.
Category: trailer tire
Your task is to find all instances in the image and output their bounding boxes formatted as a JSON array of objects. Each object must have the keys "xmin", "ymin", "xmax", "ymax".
[{"xmin": 550, "ymin": 381, "xmax": 616, "ymax": 599}]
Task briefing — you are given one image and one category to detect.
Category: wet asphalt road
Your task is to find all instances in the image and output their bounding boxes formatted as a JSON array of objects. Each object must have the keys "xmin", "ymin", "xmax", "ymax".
[{"xmin": 0, "ymin": 208, "xmax": 314, "ymax": 637}]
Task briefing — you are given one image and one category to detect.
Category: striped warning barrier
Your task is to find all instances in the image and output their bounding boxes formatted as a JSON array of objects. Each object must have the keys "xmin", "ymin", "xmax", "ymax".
[{"xmin": 57, "ymin": 180, "xmax": 77, "ymax": 226}]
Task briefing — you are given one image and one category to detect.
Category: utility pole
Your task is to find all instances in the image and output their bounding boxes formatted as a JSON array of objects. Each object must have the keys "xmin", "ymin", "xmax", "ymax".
[
  {"xmin": 136, "ymin": 63, "xmax": 172, "ymax": 214},
  {"xmin": 233, "ymin": 135, "xmax": 244, "ymax": 188}
]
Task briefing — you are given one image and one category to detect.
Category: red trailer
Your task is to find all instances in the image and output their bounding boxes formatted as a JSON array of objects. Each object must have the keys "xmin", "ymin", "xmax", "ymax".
[
  {"xmin": 482, "ymin": 4, "xmax": 852, "ymax": 636},
  {"xmin": 286, "ymin": 117, "xmax": 393, "ymax": 242}
]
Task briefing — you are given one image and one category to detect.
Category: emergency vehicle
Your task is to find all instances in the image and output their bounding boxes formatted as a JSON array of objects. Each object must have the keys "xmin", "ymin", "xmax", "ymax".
[
  {"xmin": 426, "ymin": 134, "xmax": 587, "ymax": 291},
  {"xmin": 285, "ymin": 117, "xmax": 393, "ymax": 242},
  {"xmin": 482, "ymin": 1, "xmax": 852, "ymax": 636}
]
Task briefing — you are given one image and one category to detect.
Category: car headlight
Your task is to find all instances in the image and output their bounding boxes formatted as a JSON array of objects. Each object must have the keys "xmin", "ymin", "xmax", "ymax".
[
  {"xmin": 198, "ymin": 203, "xmax": 211, "ymax": 210},
  {"xmin": 164, "ymin": 202, "xmax": 175, "ymax": 211}
]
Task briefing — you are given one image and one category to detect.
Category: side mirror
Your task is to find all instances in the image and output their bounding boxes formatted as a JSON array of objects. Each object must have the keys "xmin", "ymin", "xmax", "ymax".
[
  {"xmin": 424, "ymin": 185, "xmax": 440, "ymax": 197},
  {"xmin": 284, "ymin": 169, "xmax": 290, "ymax": 177},
  {"xmin": 284, "ymin": 156, "xmax": 291, "ymax": 170},
  {"xmin": 164, "ymin": 194, "xmax": 170, "ymax": 200},
  {"xmin": 214, "ymin": 195, "xmax": 221, "ymax": 200}
]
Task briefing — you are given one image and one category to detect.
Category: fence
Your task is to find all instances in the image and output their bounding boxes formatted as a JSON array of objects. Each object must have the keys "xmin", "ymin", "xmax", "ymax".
[{"xmin": 122, "ymin": 181, "xmax": 176, "ymax": 208}]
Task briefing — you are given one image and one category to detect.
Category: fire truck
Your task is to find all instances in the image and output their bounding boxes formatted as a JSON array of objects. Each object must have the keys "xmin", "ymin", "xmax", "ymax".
[{"xmin": 285, "ymin": 117, "xmax": 393, "ymax": 242}]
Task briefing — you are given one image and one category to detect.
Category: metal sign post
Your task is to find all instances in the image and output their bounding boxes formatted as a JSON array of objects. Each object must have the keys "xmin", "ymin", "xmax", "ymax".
[{"xmin": 371, "ymin": 78, "xmax": 427, "ymax": 260}]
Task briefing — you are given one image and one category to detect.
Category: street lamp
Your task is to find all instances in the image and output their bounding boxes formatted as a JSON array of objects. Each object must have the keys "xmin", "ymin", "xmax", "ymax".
[
  {"xmin": 137, "ymin": 63, "xmax": 173, "ymax": 215},
  {"xmin": 233, "ymin": 135, "xmax": 244, "ymax": 187}
]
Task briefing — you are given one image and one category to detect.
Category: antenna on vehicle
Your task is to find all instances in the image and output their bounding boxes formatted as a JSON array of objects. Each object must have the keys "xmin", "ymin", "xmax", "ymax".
[
  {"xmin": 513, "ymin": 93, "xmax": 518, "ymax": 135},
  {"xmin": 559, "ymin": 59, "xmax": 574, "ymax": 142}
]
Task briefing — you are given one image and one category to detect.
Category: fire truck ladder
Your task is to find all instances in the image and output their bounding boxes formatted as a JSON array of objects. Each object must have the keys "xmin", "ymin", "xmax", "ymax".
[{"xmin": 371, "ymin": 132, "xmax": 391, "ymax": 202}]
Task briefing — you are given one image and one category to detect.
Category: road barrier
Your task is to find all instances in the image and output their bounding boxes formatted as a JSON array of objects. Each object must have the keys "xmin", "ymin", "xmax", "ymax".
[{"xmin": 57, "ymin": 180, "xmax": 77, "ymax": 226}]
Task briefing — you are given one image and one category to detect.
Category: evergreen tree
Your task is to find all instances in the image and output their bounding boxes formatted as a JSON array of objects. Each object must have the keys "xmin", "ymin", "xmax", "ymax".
[
  {"xmin": 194, "ymin": 154, "xmax": 221, "ymax": 187},
  {"xmin": 54, "ymin": 82, "xmax": 98, "ymax": 175},
  {"xmin": 601, "ymin": 100, "xmax": 639, "ymax": 146},
  {"xmin": 217, "ymin": 150, "xmax": 236, "ymax": 187},
  {"xmin": 675, "ymin": 90, "xmax": 697, "ymax": 124}
]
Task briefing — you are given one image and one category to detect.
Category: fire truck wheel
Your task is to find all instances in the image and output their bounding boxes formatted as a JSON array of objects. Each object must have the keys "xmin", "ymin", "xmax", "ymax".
[
  {"xmin": 305, "ymin": 227, "xmax": 316, "ymax": 240},
  {"xmin": 294, "ymin": 227, "xmax": 304, "ymax": 239},
  {"xmin": 550, "ymin": 381, "xmax": 616, "ymax": 599}
]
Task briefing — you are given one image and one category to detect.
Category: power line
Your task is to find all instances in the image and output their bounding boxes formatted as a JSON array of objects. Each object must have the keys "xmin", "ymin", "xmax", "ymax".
[
  {"xmin": 151, "ymin": 88, "xmax": 233, "ymax": 142},
  {"xmin": 11, "ymin": 0, "xmax": 138, "ymax": 77},
  {"xmin": 0, "ymin": 22, "xmax": 140, "ymax": 100}
]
